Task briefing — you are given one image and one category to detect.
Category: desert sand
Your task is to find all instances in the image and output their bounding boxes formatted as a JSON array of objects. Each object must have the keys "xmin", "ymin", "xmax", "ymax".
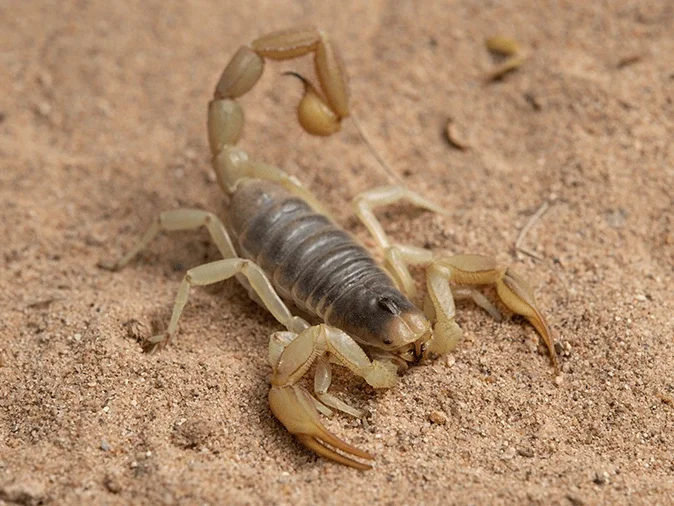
[{"xmin": 1, "ymin": 1, "xmax": 673, "ymax": 504}]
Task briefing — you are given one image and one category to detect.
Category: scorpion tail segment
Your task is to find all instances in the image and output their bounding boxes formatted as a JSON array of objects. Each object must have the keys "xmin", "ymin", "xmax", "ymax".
[
  {"xmin": 269, "ymin": 385, "xmax": 374, "ymax": 470},
  {"xmin": 208, "ymin": 99, "xmax": 244, "ymax": 155},
  {"xmin": 213, "ymin": 27, "xmax": 349, "ymax": 139},
  {"xmin": 313, "ymin": 30, "xmax": 350, "ymax": 119},
  {"xmin": 214, "ymin": 46, "xmax": 265, "ymax": 100},
  {"xmin": 496, "ymin": 268, "xmax": 560, "ymax": 371}
]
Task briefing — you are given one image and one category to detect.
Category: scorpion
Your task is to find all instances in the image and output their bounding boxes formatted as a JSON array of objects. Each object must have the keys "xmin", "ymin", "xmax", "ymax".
[{"xmin": 103, "ymin": 26, "xmax": 558, "ymax": 470}]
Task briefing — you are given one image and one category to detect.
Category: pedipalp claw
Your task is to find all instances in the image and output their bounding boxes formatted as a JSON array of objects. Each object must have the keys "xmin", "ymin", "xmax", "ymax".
[
  {"xmin": 268, "ymin": 385, "xmax": 374, "ymax": 470},
  {"xmin": 497, "ymin": 269, "xmax": 559, "ymax": 370}
]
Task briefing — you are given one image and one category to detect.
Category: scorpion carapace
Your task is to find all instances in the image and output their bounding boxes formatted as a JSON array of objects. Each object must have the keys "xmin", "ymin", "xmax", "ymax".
[{"xmin": 103, "ymin": 26, "xmax": 559, "ymax": 470}]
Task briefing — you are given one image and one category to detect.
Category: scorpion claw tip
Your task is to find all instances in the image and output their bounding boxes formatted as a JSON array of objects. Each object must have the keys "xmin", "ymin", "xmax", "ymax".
[
  {"xmin": 297, "ymin": 435, "xmax": 373, "ymax": 470},
  {"xmin": 269, "ymin": 385, "xmax": 374, "ymax": 470}
]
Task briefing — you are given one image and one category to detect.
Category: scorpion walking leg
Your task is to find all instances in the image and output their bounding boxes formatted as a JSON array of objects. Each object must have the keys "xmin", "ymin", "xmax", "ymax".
[
  {"xmin": 100, "ymin": 209, "xmax": 307, "ymax": 343},
  {"xmin": 268, "ymin": 324, "xmax": 398, "ymax": 469},
  {"xmin": 314, "ymin": 357, "xmax": 364, "ymax": 418},
  {"xmin": 353, "ymin": 185, "xmax": 448, "ymax": 297},
  {"xmin": 100, "ymin": 209, "xmax": 239, "ymax": 271},
  {"xmin": 150, "ymin": 258, "xmax": 308, "ymax": 346}
]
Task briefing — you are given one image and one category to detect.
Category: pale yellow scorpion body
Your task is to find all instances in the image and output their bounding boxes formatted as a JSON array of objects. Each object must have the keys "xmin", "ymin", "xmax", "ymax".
[{"xmin": 104, "ymin": 27, "xmax": 558, "ymax": 469}]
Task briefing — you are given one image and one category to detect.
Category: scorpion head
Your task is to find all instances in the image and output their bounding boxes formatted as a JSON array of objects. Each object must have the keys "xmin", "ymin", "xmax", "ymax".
[
  {"xmin": 379, "ymin": 296, "xmax": 432, "ymax": 363},
  {"xmin": 357, "ymin": 290, "xmax": 433, "ymax": 363},
  {"xmin": 333, "ymin": 284, "xmax": 462, "ymax": 364},
  {"xmin": 373, "ymin": 292, "xmax": 464, "ymax": 364}
]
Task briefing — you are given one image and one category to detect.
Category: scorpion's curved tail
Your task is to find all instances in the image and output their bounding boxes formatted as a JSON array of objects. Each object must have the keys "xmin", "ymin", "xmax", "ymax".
[{"xmin": 206, "ymin": 26, "xmax": 350, "ymax": 200}]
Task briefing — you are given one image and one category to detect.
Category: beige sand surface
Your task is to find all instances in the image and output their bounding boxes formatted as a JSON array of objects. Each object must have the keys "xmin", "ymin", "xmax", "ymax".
[{"xmin": 1, "ymin": 1, "xmax": 673, "ymax": 504}]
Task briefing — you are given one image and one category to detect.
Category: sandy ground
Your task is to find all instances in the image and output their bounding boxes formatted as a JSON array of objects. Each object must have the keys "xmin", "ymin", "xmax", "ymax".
[{"xmin": 1, "ymin": 1, "xmax": 673, "ymax": 504}]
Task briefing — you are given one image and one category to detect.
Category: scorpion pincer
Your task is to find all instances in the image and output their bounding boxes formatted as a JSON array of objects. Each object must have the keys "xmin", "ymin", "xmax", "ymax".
[{"xmin": 103, "ymin": 26, "xmax": 559, "ymax": 470}]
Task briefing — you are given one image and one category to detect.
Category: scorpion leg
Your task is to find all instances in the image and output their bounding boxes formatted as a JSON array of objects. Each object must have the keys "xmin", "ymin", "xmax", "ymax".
[
  {"xmin": 148, "ymin": 258, "xmax": 308, "ymax": 347},
  {"xmin": 99, "ymin": 209, "xmax": 308, "ymax": 343},
  {"xmin": 268, "ymin": 324, "xmax": 398, "ymax": 469},
  {"xmin": 353, "ymin": 186, "xmax": 448, "ymax": 297},
  {"xmin": 314, "ymin": 356, "xmax": 364, "ymax": 418},
  {"xmin": 99, "ymin": 209, "xmax": 239, "ymax": 272}
]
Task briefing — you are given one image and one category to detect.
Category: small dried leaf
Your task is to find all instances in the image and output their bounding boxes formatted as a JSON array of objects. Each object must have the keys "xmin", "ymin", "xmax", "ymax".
[
  {"xmin": 486, "ymin": 36, "xmax": 521, "ymax": 56},
  {"xmin": 445, "ymin": 119, "xmax": 470, "ymax": 150}
]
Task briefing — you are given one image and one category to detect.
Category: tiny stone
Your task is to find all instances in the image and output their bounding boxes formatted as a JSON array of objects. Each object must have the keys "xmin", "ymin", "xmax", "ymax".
[
  {"xmin": 73, "ymin": 333, "xmax": 82, "ymax": 342},
  {"xmin": 517, "ymin": 446, "xmax": 535, "ymax": 458},
  {"xmin": 501, "ymin": 447, "xmax": 516, "ymax": 460},
  {"xmin": 102, "ymin": 406, "xmax": 110, "ymax": 413},
  {"xmin": 429, "ymin": 410, "xmax": 448, "ymax": 425},
  {"xmin": 606, "ymin": 209, "xmax": 627, "ymax": 228},
  {"xmin": 554, "ymin": 374, "xmax": 564, "ymax": 386},
  {"xmin": 635, "ymin": 294, "xmax": 647, "ymax": 302},
  {"xmin": 566, "ymin": 494, "xmax": 586, "ymax": 506},
  {"xmin": 100, "ymin": 439, "xmax": 111, "ymax": 451},
  {"xmin": 36, "ymin": 101, "xmax": 52, "ymax": 116},
  {"xmin": 594, "ymin": 470, "xmax": 609, "ymax": 485},
  {"xmin": 0, "ymin": 480, "xmax": 46, "ymax": 505},
  {"xmin": 103, "ymin": 474, "xmax": 122, "ymax": 494},
  {"xmin": 37, "ymin": 70, "xmax": 54, "ymax": 88}
]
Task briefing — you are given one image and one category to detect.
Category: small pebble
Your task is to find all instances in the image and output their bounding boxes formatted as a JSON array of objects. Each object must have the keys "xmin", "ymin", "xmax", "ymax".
[
  {"xmin": 606, "ymin": 210, "xmax": 627, "ymax": 228},
  {"xmin": 517, "ymin": 446, "xmax": 535, "ymax": 458},
  {"xmin": 501, "ymin": 447, "xmax": 517, "ymax": 460},
  {"xmin": 594, "ymin": 469, "xmax": 609, "ymax": 485},
  {"xmin": 103, "ymin": 474, "xmax": 122, "ymax": 494},
  {"xmin": 36, "ymin": 101, "xmax": 52, "ymax": 116},
  {"xmin": 445, "ymin": 119, "xmax": 471, "ymax": 150},
  {"xmin": 428, "ymin": 410, "xmax": 448, "ymax": 425},
  {"xmin": 100, "ymin": 439, "xmax": 111, "ymax": 451}
]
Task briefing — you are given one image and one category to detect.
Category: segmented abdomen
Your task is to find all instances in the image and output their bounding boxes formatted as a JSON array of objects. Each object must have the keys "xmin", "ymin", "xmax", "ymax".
[{"xmin": 226, "ymin": 180, "xmax": 403, "ymax": 331}]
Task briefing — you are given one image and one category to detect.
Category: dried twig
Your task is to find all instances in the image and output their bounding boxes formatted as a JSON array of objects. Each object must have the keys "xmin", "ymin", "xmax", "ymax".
[{"xmin": 515, "ymin": 201, "xmax": 551, "ymax": 260}]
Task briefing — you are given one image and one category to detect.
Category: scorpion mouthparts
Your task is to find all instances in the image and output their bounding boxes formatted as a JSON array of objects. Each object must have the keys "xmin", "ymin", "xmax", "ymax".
[{"xmin": 414, "ymin": 340, "xmax": 426, "ymax": 361}]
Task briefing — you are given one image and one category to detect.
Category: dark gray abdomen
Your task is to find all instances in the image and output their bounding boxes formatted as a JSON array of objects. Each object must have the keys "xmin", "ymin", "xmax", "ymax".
[{"xmin": 227, "ymin": 180, "xmax": 414, "ymax": 338}]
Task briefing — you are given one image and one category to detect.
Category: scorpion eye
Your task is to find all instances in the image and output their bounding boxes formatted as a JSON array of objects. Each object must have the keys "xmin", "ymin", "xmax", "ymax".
[
  {"xmin": 378, "ymin": 296, "xmax": 401, "ymax": 315},
  {"xmin": 383, "ymin": 337, "xmax": 393, "ymax": 345}
]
